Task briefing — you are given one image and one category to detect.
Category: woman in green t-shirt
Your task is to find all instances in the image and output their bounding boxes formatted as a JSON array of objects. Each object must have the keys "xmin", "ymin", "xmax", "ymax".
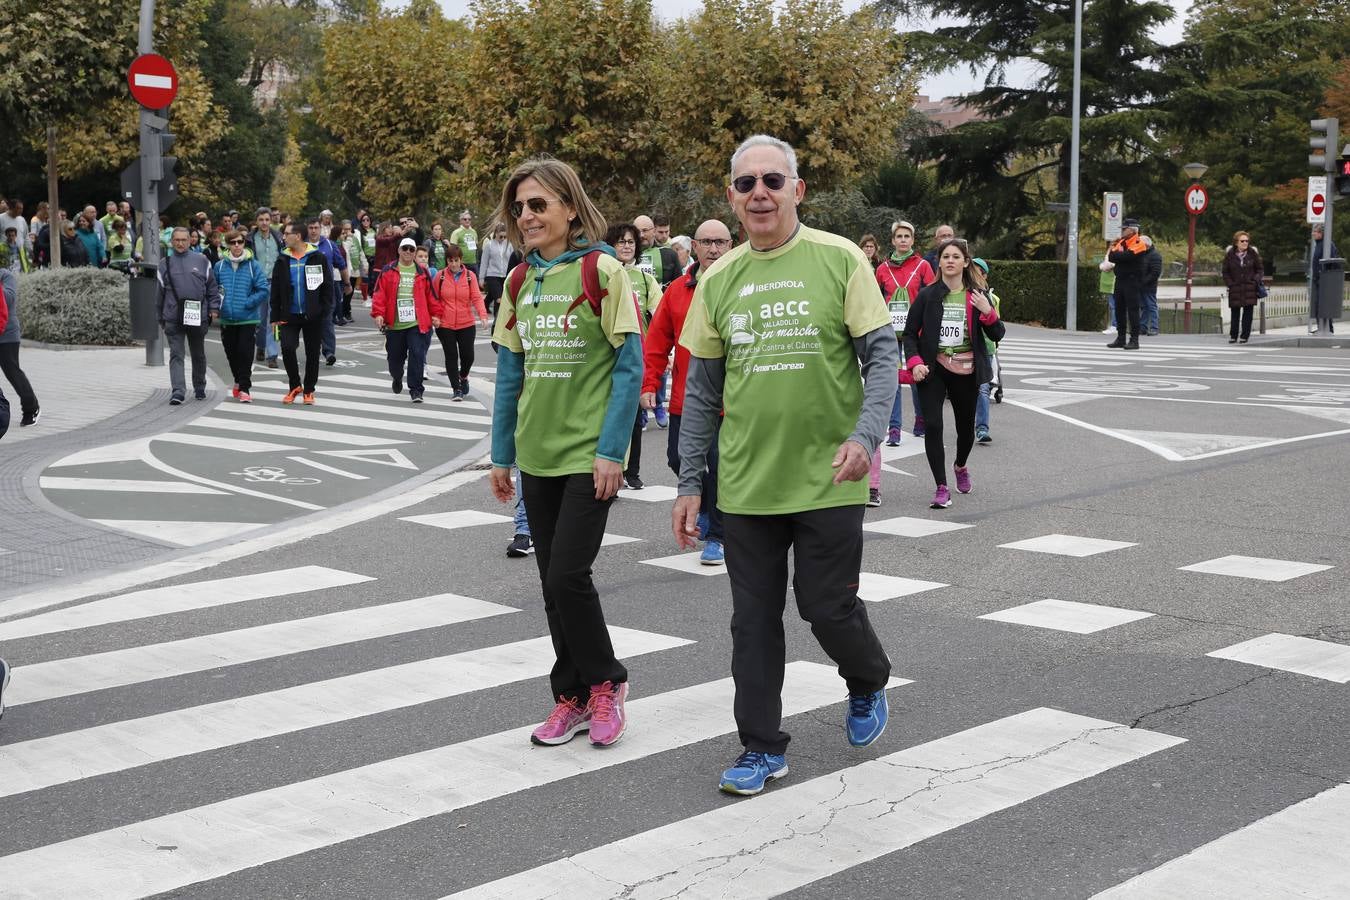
[
  {"xmin": 488, "ymin": 158, "xmax": 644, "ymax": 749},
  {"xmin": 902, "ymin": 238, "xmax": 1004, "ymax": 510}
]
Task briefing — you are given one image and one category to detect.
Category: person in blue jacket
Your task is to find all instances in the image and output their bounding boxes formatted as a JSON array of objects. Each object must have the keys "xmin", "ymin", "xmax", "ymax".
[{"xmin": 214, "ymin": 229, "xmax": 271, "ymax": 403}]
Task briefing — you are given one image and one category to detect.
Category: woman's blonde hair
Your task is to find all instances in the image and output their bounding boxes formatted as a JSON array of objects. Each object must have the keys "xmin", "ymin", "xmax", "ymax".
[
  {"xmin": 493, "ymin": 156, "xmax": 606, "ymax": 255},
  {"xmin": 1232, "ymin": 230, "xmax": 1251, "ymax": 245},
  {"xmin": 935, "ymin": 238, "xmax": 988, "ymax": 293}
]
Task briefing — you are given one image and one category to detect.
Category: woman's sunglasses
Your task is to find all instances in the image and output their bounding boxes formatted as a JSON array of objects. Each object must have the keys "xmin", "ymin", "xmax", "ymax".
[{"xmin": 509, "ymin": 197, "xmax": 565, "ymax": 218}]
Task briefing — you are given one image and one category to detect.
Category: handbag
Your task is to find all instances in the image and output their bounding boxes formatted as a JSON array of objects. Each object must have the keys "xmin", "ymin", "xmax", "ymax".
[
  {"xmin": 1255, "ymin": 278, "xmax": 1268, "ymax": 299},
  {"xmin": 936, "ymin": 350, "xmax": 975, "ymax": 376}
]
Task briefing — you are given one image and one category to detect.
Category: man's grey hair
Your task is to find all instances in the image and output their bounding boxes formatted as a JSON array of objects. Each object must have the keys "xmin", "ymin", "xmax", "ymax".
[
  {"xmin": 255, "ymin": 206, "xmax": 271, "ymax": 218},
  {"xmin": 730, "ymin": 135, "xmax": 798, "ymax": 178}
]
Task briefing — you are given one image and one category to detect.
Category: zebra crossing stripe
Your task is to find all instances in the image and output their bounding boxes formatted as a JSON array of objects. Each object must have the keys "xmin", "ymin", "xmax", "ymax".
[
  {"xmin": 0, "ymin": 662, "xmax": 853, "ymax": 899},
  {"xmin": 217, "ymin": 404, "xmax": 488, "ymax": 440},
  {"xmin": 0, "ymin": 626, "xmax": 691, "ymax": 799},
  {"xmin": 150, "ymin": 433, "xmax": 303, "ymax": 453},
  {"xmin": 6, "ymin": 593, "xmax": 516, "ymax": 706},
  {"xmin": 0, "ymin": 567, "xmax": 373, "ymax": 642},
  {"xmin": 187, "ymin": 416, "xmax": 412, "ymax": 446},
  {"xmin": 1091, "ymin": 783, "xmax": 1350, "ymax": 899},
  {"xmin": 448, "ymin": 707, "xmax": 1185, "ymax": 900},
  {"xmin": 249, "ymin": 380, "xmax": 486, "ymax": 409},
  {"xmin": 245, "ymin": 384, "xmax": 492, "ymax": 425}
]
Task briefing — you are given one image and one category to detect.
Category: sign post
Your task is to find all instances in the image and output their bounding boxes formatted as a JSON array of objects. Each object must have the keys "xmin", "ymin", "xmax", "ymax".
[
  {"xmin": 1183, "ymin": 177, "xmax": 1208, "ymax": 333},
  {"xmin": 1307, "ymin": 176, "xmax": 1327, "ymax": 224},
  {"xmin": 1103, "ymin": 192, "xmax": 1123, "ymax": 241}
]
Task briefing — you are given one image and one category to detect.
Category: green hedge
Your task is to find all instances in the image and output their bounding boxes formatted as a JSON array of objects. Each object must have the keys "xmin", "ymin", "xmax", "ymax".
[
  {"xmin": 16, "ymin": 268, "xmax": 135, "ymax": 346},
  {"xmin": 984, "ymin": 260, "xmax": 1107, "ymax": 331}
]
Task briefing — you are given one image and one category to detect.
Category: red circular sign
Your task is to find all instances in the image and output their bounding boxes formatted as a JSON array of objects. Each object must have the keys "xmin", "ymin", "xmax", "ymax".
[
  {"xmin": 1184, "ymin": 185, "xmax": 1209, "ymax": 215},
  {"xmin": 127, "ymin": 54, "xmax": 178, "ymax": 108},
  {"xmin": 1311, "ymin": 194, "xmax": 1326, "ymax": 216}
]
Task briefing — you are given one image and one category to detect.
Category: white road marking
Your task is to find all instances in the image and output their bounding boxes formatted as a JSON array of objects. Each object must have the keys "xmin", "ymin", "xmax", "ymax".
[
  {"xmin": 1207, "ymin": 633, "xmax": 1350, "ymax": 682},
  {"xmin": 188, "ymin": 415, "xmax": 411, "ymax": 446},
  {"xmin": 999, "ymin": 534, "xmax": 1138, "ymax": 557},
  {"xmin": 152, "ymin": 433, "xmax": 302, "ymax": 453},
  {"xmin": 601, "ymin": 533, "xmax": 643, "ymax": 546},
  {"xmin": 7, "ymin": 594, "xmax": 516, "ymax": 706},
  {"xmin": 400, "ymin": 509, "xmax": 514, "ymax": 530},
  {"xmin": 247, "ymin": 384, "xmax": 491, "ymax": 424},
  {"xmin": 286, "ymin": 456, "xmax": 368, "ymax": 480},
  {"xmin": 863, "ymin": 515, "xmax": 974, "ymax": 538},
  {"xmin": 0, "ymin": 627, "xmax": 692, "ymax": 798},
  {"xmin": 449, "ymin": 707, "xmax": 1183, "ymax": 900},
  {"xmin": 1179, "ymin": 555, "xmax": 1332, "ymax": 582},
  {"xmin": 640, "ymin": 551, "xmax": 729, "ymax": 576},
  {"xmin": 89, "ymin": 520, "xmax": 267, "ymax": 547},
  {"xmin": 1091, "ymin": 783, "xmax": 1350, "ymax": 898},
  {"xmin": 979, "ymin": 599, "xmax": 1155, "ymax": 634},
  {"xmin": 857, "ymin": 572, "xmax": 947, "ymax": 601},
  {"xmin": 617, "ymin": 484, "xmax": 680, "ymax": 502},
  {"xmin": 45, "ymin": 438, "xmax": 152, "ymax": 467},
  {"xmin": 218, "ymin": 404, "xmax": 487, "ymax": 440},
  {"xmin": 0, "ymin": 662, "xmax": 853, "ymax": 899},
  {"xmin": 0, "ymin": 566, "xmax": 374, "ymax": 641},
  {"xmin": 38, "ymin": 477, "xmax": 225, "ymax": 495},
  {"xmin": 317, "ymin": 447, "xmax": 418, "ymax": 470}
]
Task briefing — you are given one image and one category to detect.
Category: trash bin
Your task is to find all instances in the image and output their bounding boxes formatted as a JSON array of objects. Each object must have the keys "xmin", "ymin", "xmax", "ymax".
[
  {"xmin": 128, "ymin": 275, "xmax": 160, "ymax": 341},
  {"xmin": 1319, "ymin": 258, "xmax": 1345, "ymax": 320}
]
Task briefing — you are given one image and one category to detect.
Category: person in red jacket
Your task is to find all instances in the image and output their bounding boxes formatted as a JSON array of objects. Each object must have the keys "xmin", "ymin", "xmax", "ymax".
[
  {"xmin": 875, "ymin": 220, "xmax": 934, "ymax": 449},
  {"xmin": 641, "ymin": 218, "xmax": 732, "ymax": 565},
  {"xmin": 371, "ymin": 237, "xmax": 439, "ymax": 403},
  {"xmin": 430, "ymin": 244, "xmax": 489, "ymax": 400}
]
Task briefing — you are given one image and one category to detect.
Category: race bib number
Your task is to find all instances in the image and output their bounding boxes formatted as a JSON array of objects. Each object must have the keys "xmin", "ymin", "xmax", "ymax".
[
  {"xmin": 637, "ymin": 257, "xmax": 655, "ymax": 276},
  {"xmin": 464, "ymin": 236, "xmax": 476, "ymax": 251},
  {"xmin": 397, "ymin": 297, "xmax": 415, "ymax": 323},
  {"xmin": 182, "ymin": 299, "xmax": 202, "ymax": 327},
  {"xmin": 890, "ymin": 302, "xmax": 906, "ymax": 332},
  {"xmin": 305, "ymin": 264, "xmax": 323, "ymax": 290},
  {"xmin": 939, "ymin": 304, "xmax": 966, "ymax": 348}
]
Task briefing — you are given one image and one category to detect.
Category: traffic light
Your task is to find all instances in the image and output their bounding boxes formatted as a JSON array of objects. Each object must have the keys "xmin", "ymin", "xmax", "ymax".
[
  {"xmin": 1337, "ymin": 155, "xmax": 1350, "ymax": 197},
  {"xmin": 1310, "ymin": 118, "xmax": 1339, "ymax": 172}
]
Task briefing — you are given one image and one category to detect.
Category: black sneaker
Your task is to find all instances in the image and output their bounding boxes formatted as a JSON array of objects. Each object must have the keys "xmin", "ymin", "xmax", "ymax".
[
  {"xmin": 506, "ymin": 533, "xmax": 534, "ymax": 557},
  {"xmin": 169, "ymin": 394, "xmax": 184, "ymax": 406},
  {"xmin": 325, "ymin": 354, "xmax": 337, "ymax": 366},
  {"xmin": 195, "ymin": 388, "xmax": 207, "ymax": 400},
  {"xmin": 0, "ymin": 657, "xmax": 9, "ymax": 721},
  {"xmin": 19, "ymin": 409, "xmax": 39, "ymax": 427},
  {"xmin": 866, "ymin": 488, "xmax": 881, "ymax": 507},
  {"xmin": 255, "ymin": 348, "xmax": 265, "ymax": 362},
  {"xmin": 392, "ymin": 377, "xmax": 403, "ymax": 395},
  {"xmin": 624, "ymin": 474, "xmax": 644, "ymax": 490},
  {"xmin": 411, "ymin": 393, "xmax": 424, "ymax": 404}
]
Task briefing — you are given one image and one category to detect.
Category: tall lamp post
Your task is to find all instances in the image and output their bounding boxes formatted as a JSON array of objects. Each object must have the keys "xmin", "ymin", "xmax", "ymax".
[{"xmin": 1183, "ymin": 162, "xmax": 1209, "ymax": 333}]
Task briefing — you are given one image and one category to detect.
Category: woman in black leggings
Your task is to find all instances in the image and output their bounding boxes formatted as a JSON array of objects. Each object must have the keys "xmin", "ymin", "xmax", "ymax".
[{"xmin": 902, "ymin": 238, "xmax": 1004, "ymax": 509}]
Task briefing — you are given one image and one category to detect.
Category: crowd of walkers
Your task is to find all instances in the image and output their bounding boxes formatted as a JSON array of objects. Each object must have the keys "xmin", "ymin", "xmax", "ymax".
[{"xmin": 0, "ymin": 137, "xmax": 1012, "ymax": 799}]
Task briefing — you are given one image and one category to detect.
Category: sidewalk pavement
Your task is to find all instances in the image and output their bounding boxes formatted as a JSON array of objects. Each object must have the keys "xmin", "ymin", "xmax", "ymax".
[{"xmin": 3, "ymin": 347, "xmax": 167, "ymax": 443}]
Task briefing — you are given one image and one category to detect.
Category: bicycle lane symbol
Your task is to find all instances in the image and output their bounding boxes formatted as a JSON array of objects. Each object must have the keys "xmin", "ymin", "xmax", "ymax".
[{"xmin": 229, "ymin": 466, "xmax": 322, "ymax": 486}]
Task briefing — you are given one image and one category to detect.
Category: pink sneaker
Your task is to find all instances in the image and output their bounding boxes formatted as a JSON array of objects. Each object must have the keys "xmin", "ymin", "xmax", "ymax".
[
  {"xmin": 931, "ymin": 484, "xmax": 952, "ymax": 509},
  {"xmin": 954, "ymin": 464, "xmax": 972, "ymax": 494},
  {"xmin": 231, "ymin": 384, "xmax": 240, "ymax": 399},
  {"xmin": 530, "ymin": 696, "xmax": 590, "ymax": 746},
  {"xmin": 586, "ymin": 681, "xmax": 628, "ymax": 746},
  {"xmin": 238, "ymin": 391, "xmax": 252, "ymax": 404}
]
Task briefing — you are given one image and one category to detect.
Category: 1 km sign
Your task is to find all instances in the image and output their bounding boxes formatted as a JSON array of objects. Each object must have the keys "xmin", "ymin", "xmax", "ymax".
[{"xmin": 127, "ymin": 54, "xmax": 178, "ymax": 109}]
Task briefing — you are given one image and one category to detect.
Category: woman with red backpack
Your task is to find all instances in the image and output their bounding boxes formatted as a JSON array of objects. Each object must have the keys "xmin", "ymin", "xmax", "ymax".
[
  {"xmin": 488, "ymin": 157, "xmax": 642, "ymax": 750},
  {"xmin": 430, "ymin": 244, "xmax": 489, "ymax": 399}
]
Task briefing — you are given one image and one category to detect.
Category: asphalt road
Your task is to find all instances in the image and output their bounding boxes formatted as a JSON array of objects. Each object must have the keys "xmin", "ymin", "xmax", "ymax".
[{"xmin": 1, "ymin": 325, "xmax": 1348, "ymax": 899}]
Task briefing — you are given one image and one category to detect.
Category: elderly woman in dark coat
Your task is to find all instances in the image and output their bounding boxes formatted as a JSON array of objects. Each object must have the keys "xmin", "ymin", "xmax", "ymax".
[{"xmin": 1222, "ymin": 230, "xmax": 1263, "ymax": 344}]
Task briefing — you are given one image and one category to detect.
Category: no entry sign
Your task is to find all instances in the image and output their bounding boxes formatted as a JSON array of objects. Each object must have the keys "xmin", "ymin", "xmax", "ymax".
[
  {"xmin": 1308, "ymin": 176, "xmax": 1327, "ymax": 224},
  {"xmin": 127, "ymin": 54, "xmax": 178, "ymax": 109}
]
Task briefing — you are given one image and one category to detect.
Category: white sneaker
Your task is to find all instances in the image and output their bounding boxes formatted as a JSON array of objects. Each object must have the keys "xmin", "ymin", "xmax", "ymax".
[{"xmin": 1101, "ymin": 326, "xmax": 1116, "ymax": 334}]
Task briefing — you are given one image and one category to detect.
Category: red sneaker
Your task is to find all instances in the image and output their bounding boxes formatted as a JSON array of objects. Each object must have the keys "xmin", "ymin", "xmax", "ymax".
[
  {"xmin": 283, "ymin": 387, "xmax": 302, "ymax": 405},
  {"xmin": 302, "ymin": 392, "xmax": 315, "ymax": 405}
]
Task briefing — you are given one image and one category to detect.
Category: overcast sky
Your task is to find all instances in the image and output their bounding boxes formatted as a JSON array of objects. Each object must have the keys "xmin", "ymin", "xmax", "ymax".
[{"xmin": 432, "ymin": 0, "xmax": 1193, "ymax": 98}]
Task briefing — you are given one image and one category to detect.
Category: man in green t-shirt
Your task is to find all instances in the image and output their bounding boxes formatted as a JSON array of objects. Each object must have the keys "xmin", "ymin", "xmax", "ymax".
[
  {"xmin": 676, "ymin": 134, "xmax": 899, "ymax": 797},
  {"xmin": 634, "ymin": 214, "xmax": 680, "ymax": 290},
  {"xmin": 449, "ymin": 210, "xmax": 478, "ymax": 275}
]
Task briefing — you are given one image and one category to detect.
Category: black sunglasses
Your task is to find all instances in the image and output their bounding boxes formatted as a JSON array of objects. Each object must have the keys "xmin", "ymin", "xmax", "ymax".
[
  {"xmin": 509, "ymin": 197, "xmax": 564, "ymax": 218},
  {"xmin": 228, "ymin": 238, "xmax": 245, "ymax": 245},
  {"xmin": 731, "ymin": 172, "xmax": 793, "ymax": 194}
]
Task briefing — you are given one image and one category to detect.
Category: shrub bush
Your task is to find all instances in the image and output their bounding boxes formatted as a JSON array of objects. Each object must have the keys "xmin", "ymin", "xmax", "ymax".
[
  {"xmin": 983, "ymin": 260, "xmax": 1107, "ymax": 331},
  {"xmin": 15, "ymin": 268, "xmax": 135, "ymax": 346}
]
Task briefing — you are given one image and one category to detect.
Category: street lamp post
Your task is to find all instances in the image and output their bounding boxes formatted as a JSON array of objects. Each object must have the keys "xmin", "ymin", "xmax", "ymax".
[{"xmin": 1183, "ymin": 162, "xmax": 1208, "ymax": 333}]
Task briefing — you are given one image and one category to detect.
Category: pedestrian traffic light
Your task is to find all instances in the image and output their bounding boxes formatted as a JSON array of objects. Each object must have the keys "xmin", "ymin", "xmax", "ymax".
[
  {"xmin": 1337, "ymin": 156, "xmax": 1350, "ymax": 197},
  {"xmin": 1310, "ymin": 118, "xmax": 1339, "ymax": 172}
]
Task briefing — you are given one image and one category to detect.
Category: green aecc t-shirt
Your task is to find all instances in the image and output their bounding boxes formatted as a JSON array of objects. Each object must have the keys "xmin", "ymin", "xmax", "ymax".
[{"xmin": 680, "ymin": 226, "xmax": 890, "ymax": 515}]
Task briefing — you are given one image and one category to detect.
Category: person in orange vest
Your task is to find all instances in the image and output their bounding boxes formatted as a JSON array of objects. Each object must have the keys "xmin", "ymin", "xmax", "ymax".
[{"xmin": 1102, "ymin": 218, "xmax": 1148, "ymax": 350}]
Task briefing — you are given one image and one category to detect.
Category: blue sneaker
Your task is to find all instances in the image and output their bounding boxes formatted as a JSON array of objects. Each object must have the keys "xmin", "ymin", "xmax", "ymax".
[
  {"xmin": 654, "ymin": 406, "xmax": 669, "ymax": 428},
  {"xmin": 700, "ymin": 539, "xmax": 725, "ymax": 566},
  {"xmin": 0, "ymin": 657, "xmax": 10, "ymax": 721},
  {"xmin": 846, "ymin": 689, "xmax": 888, "ymax": 747},
  {"xmin": 696, "ymin": 512, "xmax": 710, "ymax": 541},
  {"xmin": 719, "ymin": 750, "xmax": 788, "ymax": 795}
]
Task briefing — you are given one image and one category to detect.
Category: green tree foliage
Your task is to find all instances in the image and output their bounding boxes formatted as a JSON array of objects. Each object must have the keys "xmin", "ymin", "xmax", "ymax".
[
  {"xmin": 271, "ymin": 134, "xmax": 309, "ymax": 214},
  {"xmin": 313, "ymin": 0, "xmax": 470, "ymax": 217},
  {"xmin": 896, "ymin": 0, "xmax": 1176, "ymax": 260},
  {"xmin": 658, "ymin": 0, "xmax": 910, "ymax": 205},
  {"xmin": 459, "ymin": 0, "xmax": 663, "ymax": 215}
]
